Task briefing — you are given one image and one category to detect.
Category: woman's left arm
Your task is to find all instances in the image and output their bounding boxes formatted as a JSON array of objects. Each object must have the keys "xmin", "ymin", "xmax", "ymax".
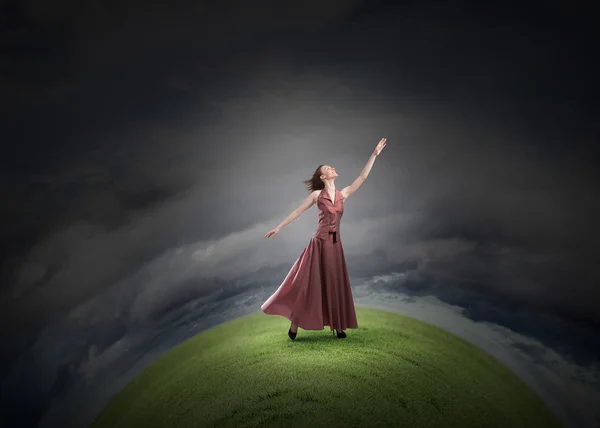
[{"xmin": 342, "ymin": 138, "xmax": 386, "ymax": 199}]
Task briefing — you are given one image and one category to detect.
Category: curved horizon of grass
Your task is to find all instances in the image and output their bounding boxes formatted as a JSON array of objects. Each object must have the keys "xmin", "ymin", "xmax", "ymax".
[{"xmin": 92, "ymin": 306, "xmax": 561, "ymax": 428}]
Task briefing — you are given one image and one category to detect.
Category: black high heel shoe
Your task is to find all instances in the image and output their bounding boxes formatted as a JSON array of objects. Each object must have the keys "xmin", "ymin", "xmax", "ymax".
[
  {"xmin": 288, "ymin": 328, "xmax": 297, "ymax": 340},
  {"xmin": 333, "ymin": 329, "xmax": 347, "ymax": 339}
]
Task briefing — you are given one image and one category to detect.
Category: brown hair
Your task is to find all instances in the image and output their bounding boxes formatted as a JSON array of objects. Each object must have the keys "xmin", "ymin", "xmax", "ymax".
[{"xmin": 302, "ymin": 164, "xmax": 325, "ymax": 192}]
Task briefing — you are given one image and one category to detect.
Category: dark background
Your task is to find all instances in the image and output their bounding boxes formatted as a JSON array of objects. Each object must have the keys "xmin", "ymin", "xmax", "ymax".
[{"xmin": 1, "ymin": 1, "xmax": 599, "ymax": 427}]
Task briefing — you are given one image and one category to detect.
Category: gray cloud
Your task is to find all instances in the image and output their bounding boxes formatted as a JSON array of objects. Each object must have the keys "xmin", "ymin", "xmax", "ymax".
[{"xmin": 2, "ymin": 82, "xmax": 599, "ymax": 367}]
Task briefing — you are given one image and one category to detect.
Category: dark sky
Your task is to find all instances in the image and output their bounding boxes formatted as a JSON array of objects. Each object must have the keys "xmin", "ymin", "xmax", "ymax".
[{"xmin": 1, "ymin": 1, "xmax": 599, "ymax": 427}]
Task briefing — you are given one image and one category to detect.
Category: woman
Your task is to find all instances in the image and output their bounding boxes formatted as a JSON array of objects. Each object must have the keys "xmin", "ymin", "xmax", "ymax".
[{"xmin": 261, "ymin": 138, "xmax": 387, "ymax": 340}]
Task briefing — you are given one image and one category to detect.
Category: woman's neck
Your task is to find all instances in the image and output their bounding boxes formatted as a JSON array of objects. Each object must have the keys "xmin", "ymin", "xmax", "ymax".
[{"xmin": 324, "ymin": 183, "xmax": 336, "ymax": 194}]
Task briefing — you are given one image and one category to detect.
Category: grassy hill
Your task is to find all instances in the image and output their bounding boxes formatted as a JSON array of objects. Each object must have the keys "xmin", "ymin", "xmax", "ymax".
[{"xmin": 92, "ymin": 306, "xmax": 561, "ymax": 427}]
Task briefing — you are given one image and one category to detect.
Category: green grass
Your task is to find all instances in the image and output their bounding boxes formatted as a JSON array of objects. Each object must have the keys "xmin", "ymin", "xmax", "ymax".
[{"xmin": 92, "ymin": 306, "xmax": 562, "ymax": 428}]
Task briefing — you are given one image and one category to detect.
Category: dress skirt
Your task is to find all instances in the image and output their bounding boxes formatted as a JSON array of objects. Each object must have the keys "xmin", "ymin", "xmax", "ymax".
[{"xmin": 261, "ymin": 231, "xmax": 358, "ymax": 332}]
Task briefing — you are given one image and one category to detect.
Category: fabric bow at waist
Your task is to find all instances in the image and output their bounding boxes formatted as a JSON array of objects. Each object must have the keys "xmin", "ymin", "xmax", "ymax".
[{"xmin": 329, "ymin": 229, "xmax": 338, "ymax": 243}]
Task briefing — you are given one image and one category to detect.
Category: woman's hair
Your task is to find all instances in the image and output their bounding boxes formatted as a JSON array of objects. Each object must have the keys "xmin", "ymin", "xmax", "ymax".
[{"xmin": 302, "ymin": 164, "xmax": 325, "ymax": 192}]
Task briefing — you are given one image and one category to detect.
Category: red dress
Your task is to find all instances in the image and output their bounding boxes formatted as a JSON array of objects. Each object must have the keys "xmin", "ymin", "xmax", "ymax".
[{"xmin": 261, "ymin": 188, "xmax": 359, "ymax": 332}]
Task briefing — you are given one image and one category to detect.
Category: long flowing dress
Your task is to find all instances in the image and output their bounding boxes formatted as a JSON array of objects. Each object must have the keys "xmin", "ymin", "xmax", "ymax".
[{"xmin": 261, "ymin": 188, "xmax": 359, "ymax": 332}]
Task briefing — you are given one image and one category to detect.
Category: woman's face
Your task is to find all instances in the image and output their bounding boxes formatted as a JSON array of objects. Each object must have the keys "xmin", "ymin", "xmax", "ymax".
[{"xmin": 320, "ymin": 165, "xmax": 338, "ymax": 180}]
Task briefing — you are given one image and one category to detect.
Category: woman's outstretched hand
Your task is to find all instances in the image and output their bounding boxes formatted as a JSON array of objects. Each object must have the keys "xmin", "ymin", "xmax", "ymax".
[
  {"xmin": 374, "ymin": 137, "xmax": 387, "ymax": 156},
  {"xmin": 264, "ymin": 227, "xmax": 281, "ymax": 239}
]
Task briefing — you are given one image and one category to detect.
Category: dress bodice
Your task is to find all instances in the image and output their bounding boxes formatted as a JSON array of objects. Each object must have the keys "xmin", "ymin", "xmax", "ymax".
[{"xmin": 313, "ymin": 188, "xmax": 344, "ymax": 241}]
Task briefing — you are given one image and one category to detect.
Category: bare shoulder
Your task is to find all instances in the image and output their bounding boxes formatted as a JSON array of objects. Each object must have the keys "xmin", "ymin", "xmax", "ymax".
[{"xmin": 312, "ymin": 190, "xmax": 320, "ymax": 203}]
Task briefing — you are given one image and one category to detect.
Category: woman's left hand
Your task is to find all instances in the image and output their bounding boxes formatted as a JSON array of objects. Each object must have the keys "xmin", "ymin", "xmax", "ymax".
[{"xmin": 374, "ymin": 137, "xmax": 387, "ymax": 156}]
